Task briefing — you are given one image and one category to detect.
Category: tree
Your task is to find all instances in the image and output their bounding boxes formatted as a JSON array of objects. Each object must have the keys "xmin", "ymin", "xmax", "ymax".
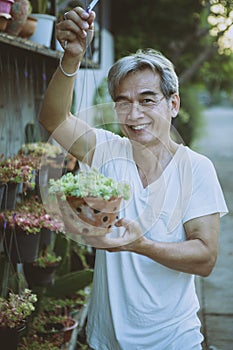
[{"xmin": 111, "ymin": 0, "xmax": 233, "ymax": 144}]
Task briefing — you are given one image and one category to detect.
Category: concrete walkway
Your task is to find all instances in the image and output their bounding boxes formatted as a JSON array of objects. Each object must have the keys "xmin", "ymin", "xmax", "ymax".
[{"xmin": 193, "ymin": 106, "xmax": 233, "ymax": 350}]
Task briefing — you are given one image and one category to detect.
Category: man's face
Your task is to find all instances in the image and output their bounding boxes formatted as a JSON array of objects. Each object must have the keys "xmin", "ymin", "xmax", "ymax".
[{"xmin": 114, "ymin": 69, "xmax": 179, "ymax": 147}]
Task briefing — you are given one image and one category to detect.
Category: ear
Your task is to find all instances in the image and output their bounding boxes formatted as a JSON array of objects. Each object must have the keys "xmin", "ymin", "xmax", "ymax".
[{"xmin": 170, "ymin": 94, "xmax": 180, "ymax": 118}]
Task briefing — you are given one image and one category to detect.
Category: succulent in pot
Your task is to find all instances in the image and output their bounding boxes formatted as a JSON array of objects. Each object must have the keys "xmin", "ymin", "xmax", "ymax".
[
  {"xmin": 48, "ymin": 168, "xmax": 131, "ymax": 236},
  {"xmin": 0, "ymin": 289, "xmax": 37, "ymax": 329},
  {"xmin": 0, "ymin": 154, "xmax": 34, "ymax": 186}
]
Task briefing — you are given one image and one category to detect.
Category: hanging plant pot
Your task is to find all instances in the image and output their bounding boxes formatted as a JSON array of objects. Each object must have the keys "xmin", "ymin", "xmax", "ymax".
[
  {"xmin": 58, "ymin": 195, "xmax": 122, "ymax": 237},
  {"xmin": 0, "ymin": 324, "xmax": 26, "ymax": 350},
  {"xmin": 1, "ymin": 182, "xmax": 19, "ymax": 211},
  {"xmin": 18, "ymin": 14, "xmax": 37, "ymax": 38},
  {"xmin": 67, "ymin": 196, "xmax": 121, "ymax": 228},
  {"xmin": 39, "ymin": 228, "xmax": 54, "ymax": 251},
  {"xmin": 23, "ymin": 261, "xmax": 58, "ymax": 287},
  {"xmin": 0, "ymin": 0, "xmax": 14, "ymax": 15},
  {"xmin": 0, "ymin": 183, "xmax": 6, "ymax": 207},
  {"xmin": 3, "ymin": 227, "xmax": 40, "ymax": 263}
]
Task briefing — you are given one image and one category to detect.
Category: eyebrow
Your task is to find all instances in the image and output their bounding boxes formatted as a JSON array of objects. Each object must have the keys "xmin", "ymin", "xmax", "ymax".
[{"xmin": 115, "ymin": 90, "xmax": 159, "ymax": 102}]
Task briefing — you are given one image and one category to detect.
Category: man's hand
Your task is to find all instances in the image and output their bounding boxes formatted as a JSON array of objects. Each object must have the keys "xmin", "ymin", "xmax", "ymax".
[
  {"xmin": 83, "ymin": 218, "xmax": 146, "ymax": 251},
  {"xmin": 56, "ymin": 7, "xmax": 95, "ymax": 57}
]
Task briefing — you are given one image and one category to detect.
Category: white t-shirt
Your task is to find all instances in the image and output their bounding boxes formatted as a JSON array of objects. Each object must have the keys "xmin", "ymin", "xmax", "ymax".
[{"xmin": 86, "ymin": 129, "xmax": 228, "ymax": 350}]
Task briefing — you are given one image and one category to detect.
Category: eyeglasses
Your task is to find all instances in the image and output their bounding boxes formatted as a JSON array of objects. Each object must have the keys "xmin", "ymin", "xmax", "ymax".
[{"xmin": 115, "ymin": 96, "xmax": 165, "ymax": 114}]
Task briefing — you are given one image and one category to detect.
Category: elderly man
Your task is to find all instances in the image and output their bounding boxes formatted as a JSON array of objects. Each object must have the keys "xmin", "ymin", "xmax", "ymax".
[{"xmin": 39, "ymin": 6, "xmax": 228, "ymax": 350}]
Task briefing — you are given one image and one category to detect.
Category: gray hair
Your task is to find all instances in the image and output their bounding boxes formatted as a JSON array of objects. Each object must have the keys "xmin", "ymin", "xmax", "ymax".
[{"xmin": 107, "ymin": 49, "xmax": 179, "ymax": 101}]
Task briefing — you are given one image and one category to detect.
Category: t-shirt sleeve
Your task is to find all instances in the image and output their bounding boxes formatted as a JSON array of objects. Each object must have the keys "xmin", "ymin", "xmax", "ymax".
[{"xmin": 182, "ymin": 156, "xmax": 228, "ymax": 223}]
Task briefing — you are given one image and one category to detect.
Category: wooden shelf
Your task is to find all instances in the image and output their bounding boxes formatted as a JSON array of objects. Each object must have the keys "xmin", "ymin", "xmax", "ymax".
[{"xmin": 0, "ymin": 32, "xmax": 62, "ymax": 60}]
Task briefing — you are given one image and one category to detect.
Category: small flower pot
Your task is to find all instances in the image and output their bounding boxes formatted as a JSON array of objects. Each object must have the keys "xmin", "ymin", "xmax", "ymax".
[
  {"xmin": 1, "ymin": 182, "xmax": 19, "ymax": 211},
  {"xmin": 0, "ymin": 324, "xmax": 26, "ymax": 350},
  {"xmin": 36, "ymin": 322, "xmax": 64, "ymax": 346},
  {"xmin": 23, "ymin": 261, "xmax": 58, "ymax": 287},
  {"xmin": 0, "ymin": 12, "xmax": 11, "ymax": 31},
  {"xmin": 18, "ymin": 15, "xmax": 37, "ymax": 38},
  {"xmin": 63, "ymin": 317, "xmax": 78, "ymax": 344},
  {"xmin": 58, "ymin": 196, "xmax": 122, "ymax": 237},
  {"xmin": 6, "ymin": 0, "xmax": 29, "ymax": 36},
  {"xmin": 3, "ymin": 227, "xmax": 40, "ymax": 263},
  {"xmin": 0, "ymin": 0, "xmax": 14, "ymax": 15}
]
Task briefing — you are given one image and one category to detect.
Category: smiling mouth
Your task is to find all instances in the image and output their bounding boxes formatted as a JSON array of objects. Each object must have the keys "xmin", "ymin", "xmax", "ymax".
[{"xmin": 130, "ymin": 124, "xmax": 149, "ymax": 131}]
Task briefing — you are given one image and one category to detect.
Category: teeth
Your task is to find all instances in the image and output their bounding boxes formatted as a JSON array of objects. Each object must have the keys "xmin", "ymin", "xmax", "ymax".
[{"xmin": 131, "ymin": 124, "xmax": 147, "ymax": 130}]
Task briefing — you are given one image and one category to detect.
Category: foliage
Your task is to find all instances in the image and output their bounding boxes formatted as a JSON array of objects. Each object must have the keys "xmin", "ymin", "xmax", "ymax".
[
  {"xmin": 19, "ymin": 335, "xmax": 61, "ymax": 350},
  {"xmin": 49, "ymin": 168, "xmax": 131, "ymax": 201},
  {"xmin": 111, "ymin": 0, "xmax": 233, "ymax": 144},
  {"xmin": 0, "ymin": 155, "xmax": 34, "ymax": 185},
  {"xmin": 30, "ymin": 0, "xmax": 49, "ymax": 14},
  {"xmin": 19, "ymin": 142, "xmax": 62, "ymax": 158},
  {"xmin": 0, "ymin": 289, "xmax": 37, "ymax": 328},
  {"xmin": 45, "ymin": 269, "xmax": 93, "ymax": 298},
  {"xmin": 34, "ymin": 250, "xmax": 62, "ymax": 268},
  {"xmin": 0, "ymin": 198, "xmax": 64, "ymax": 234}
]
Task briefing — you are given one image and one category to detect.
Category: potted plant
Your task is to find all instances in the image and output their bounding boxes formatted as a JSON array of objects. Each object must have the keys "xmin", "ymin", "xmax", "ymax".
[
  {"xmin": 18, "ymin": 142, "xmax": 64, "ymax": 197},
  {"xmin": 49, "ymin": 168, "xmax": 131, "ymax": 237},
  {"xmin": 6, "ymin": 0, "xmax": 31, "ymax": 36},
  {"xmin": 0, "ymin": 289, "xmax": 37, "ymax": 350},
  {"xmin": 0, "ymin": 154, "xmax": 35, "ymax": 210},
  {"xmin": 0, "ymin": 198, "xmax": 63, "ymax": 263},
  {"xmin": 23, "ymin": 249, "xmax": 62, "ymax": 287},
  {"xmin": 29, "ymin": 0, "xmax": 56, "ymax": 48}
]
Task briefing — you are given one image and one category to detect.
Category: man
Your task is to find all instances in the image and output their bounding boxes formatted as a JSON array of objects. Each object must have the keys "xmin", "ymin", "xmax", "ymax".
[{"xmin": 39, "ymin": 7, "xmax": 228, "ymax": 350}]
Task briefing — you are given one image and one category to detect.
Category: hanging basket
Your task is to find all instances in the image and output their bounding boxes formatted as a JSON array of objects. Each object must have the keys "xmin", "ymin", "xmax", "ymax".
[
  {"xmin": 23, "ymin": 261, "xmax": 58, "ymax": 287},
  {"xmin": 1, "ymin": 182, "xmax": 19, "ymax": 211},
  {"xmin": 58, "ymin": 195, "xmax": 122, "ymax": 237},
  {"xmin": 39, "ymin": 228, "xmax": 54, "ymax": 251},
  {"xmin": 0, "ymin": 324, "xmax": 26, "ymax": 350},
  {"xmin": 3, "ymin": 227, "xmax": 40, "ymax": 263}
]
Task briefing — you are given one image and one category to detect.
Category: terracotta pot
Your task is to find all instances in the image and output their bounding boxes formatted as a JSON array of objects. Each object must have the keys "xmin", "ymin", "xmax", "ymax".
[
  {"xmin": 58, "ymin": 196, "xmax": 122, "ymax": 237},
  {"xmin": 0, "ymin": 0, "xmax": 14, "ymax": 15},
  {"xmin": 19, "ymin": 15, "xmax": 37, "ymax": 38},
  {"xmin": 63, "ymin": 317, "xmax": 78, "ymax": 343},
  {"xmin": 6, "ymin": 0, "xmax": 30, "ymax": 36},
  {"xmin": 0, "ymin": 12, "xmax": 11, "ymax": 31}
]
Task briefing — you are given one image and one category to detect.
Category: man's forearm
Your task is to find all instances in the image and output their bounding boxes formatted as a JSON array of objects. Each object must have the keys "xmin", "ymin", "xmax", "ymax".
[
  {"xmin": 129, "ymin": 237, "xmax": 216, "ymax": 277},
  {"xmin": 39, "ymin": 54, "xmax": 82, "ymax": 133}
]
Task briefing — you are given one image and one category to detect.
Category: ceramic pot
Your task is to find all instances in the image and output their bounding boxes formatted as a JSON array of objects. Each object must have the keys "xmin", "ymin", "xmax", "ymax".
[
  {"xmin": 0, "ymin": 0, "xmax": 14, "ymax": 14},
  {"xmin": 6, "ymin": 0, "xmax": 29, "ymax": 36},
  {"xmin": 18, "ymin": 15, "xmax": 37, "ymax": 38},
  {"xmin": 29, "ymin": 13, "xmax": 56, "ymax": 47},
  {"xmin": 0, "ymin": 12, "xmax": 11, "ymax": 30},
  {"xmin": 63, "ymin": 317, "xmax": 78, "ymax": 343},
  {"xmin": 58, "ymin": 196, "xmax": 122, "ymax": 237},
  {"xmin": 67, "ymin": 196, "xmax": 121, "ymax": 228}
]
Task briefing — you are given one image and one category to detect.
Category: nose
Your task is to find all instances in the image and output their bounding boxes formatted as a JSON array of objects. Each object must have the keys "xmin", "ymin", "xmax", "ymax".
[{"xmin": 127, "ymin": 102, "xmax": 143, "ymax": 120}]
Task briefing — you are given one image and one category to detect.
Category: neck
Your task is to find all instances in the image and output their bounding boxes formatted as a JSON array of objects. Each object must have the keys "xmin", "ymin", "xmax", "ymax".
[{"xmin": 132, "ymin": 139, "xmax": 179, "ymax": 187}]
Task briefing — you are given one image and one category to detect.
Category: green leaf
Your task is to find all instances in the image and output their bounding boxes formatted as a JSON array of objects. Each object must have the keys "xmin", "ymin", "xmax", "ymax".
[{"xmin": 45, "ymin": 269, "xmax": 93, "ymax": 298}]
